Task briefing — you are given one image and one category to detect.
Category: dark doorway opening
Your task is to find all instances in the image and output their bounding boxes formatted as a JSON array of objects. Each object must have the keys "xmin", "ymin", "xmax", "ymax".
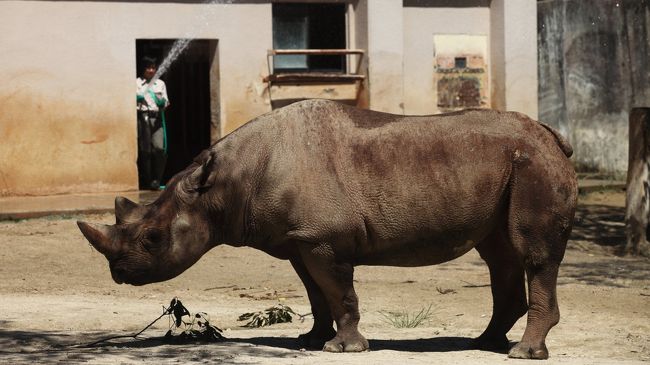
[{"xmin": 136, "ymin": 39, "xmax": 219, "ymax": 185}]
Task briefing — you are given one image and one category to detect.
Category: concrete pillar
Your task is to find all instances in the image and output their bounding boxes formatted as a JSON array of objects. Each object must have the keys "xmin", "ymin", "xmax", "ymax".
[
  {"xmin": 490, "ymin": 0, "xmax": 538, "ymax": 118},
  {"xmin": 351, "ymin": 0, "xmax": 369, "ymax": 108},
  {"xmin": 366, "ymin": 0, "xmax": 404, "ymax": 114}
]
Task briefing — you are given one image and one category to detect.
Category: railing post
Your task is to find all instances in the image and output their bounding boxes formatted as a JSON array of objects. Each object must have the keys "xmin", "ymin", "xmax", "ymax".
[{"xmin": 625, "ymin": 107, "xmax": 650, "ymax": 257}]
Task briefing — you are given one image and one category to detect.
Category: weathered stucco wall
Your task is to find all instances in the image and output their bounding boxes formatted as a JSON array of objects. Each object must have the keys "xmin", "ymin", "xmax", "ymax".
[
  {"xmin": 403, "ymin": 6, "xmax": 490, "ymax": 115},
  {"xmin": 1, "ymin": 0, "xmax": 541, "ymax": 196},
  {"xmin": 538, "ymin": 0, "xmax": 650, "ymax": 177},
  {"xmin": 0, "ymin": 1, "xmax": 272, "ymax": 196}
]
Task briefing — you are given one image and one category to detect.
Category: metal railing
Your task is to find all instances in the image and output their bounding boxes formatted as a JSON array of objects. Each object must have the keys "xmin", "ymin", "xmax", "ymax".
[{"xmin": 264, "ymin": 49, "xmax": 365, "ymax": 83}]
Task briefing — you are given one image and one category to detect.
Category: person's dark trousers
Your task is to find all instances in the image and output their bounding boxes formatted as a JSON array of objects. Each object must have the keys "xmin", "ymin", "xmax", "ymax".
[{"xmin": 137, "ymin": 111, "xmax": 167, "ymax": 190}]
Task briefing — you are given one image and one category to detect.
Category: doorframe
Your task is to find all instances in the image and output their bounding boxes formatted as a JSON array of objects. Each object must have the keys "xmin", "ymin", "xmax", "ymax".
[
  {"xmin": 134, "ymin": 38, "xmax": 221, "ymax": 181},
  {"xmin": 135, "ymin": 38, "xmax": 220, "ymax": 143},
  {"xmin": 207, "ymin": 40, "xmax": 221, "ymax": 144}
]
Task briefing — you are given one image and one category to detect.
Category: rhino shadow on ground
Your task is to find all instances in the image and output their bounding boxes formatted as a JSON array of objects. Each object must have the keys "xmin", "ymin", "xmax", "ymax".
[
  {"xmin": 369, "ymin": 336, "xmax": 508, "ymax": 353},
  {"xmin": 236, "ymin": 335, "xmax": 504, "ymax": 354},
  {"xmin": 0, "ymin": 329, "xmax": 509, "ymax": 361},
  {"xmin": 89, "ymin": 333, "xmax": 495, "ymax": 354}
]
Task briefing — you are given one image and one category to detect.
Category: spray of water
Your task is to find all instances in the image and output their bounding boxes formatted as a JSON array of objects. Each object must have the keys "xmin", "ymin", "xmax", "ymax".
[
  {"xmin": 149, "ymin": 0, "xmax": 233, "ymax": 85},
  {"xmin": 150, "ymin": 38, "xmax": 193, "ymax": 84}
]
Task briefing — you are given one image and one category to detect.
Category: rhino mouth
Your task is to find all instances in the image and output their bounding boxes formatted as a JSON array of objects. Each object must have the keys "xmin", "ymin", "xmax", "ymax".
[
  {"xmin": 110, "ymin": 268, "xmax": 126, "ymax": 285},
  {"xmin": 110, "ymin": 267, "xmax": 156, "ymax": 286},
  {"xmin": 111, "ymin": 272, "xmax": 148, "ymax": 286},
  {"xmin": 109, "ymin": 262, "xmax": 140, "ymax": 285}
]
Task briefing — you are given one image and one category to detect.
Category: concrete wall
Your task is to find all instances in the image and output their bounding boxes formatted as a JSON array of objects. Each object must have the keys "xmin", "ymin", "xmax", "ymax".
[
  {"xmin": 403, "ymin": 6, "xmax": 490, "ymax": 115},
  {"xmin": 538, "ymin": 0, "xmax": 650, "ymax": 177},
  {"xmin": 0, "ymin": 1, "xmax": 272, "ymax": 196}
]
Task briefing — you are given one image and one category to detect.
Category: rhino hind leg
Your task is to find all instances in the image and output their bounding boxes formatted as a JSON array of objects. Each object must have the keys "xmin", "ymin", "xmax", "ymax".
[
  {"xmin": 505, "ymin": 159, "xmax": 575, "ymax": 360},
  {"xmin": 290, "ymin": 258, "xmax": 336, "ymax": 349},
  {"xmin": 474, "ymin": 230, "xmax": 528, "ymax": 353},
  {"xmin": 508, "ymin": 263, "xmax": 561, "ymax": 360},
  {"xmin": 298, "ymin": 243, "xmax": 369, "ymax": 353}
]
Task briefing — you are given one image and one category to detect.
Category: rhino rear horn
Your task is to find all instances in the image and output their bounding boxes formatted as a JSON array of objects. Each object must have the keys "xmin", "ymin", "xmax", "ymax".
[
  {"xmin": 77, "ymin": 221, "xmax": 119, "ymax": 257},
  {"xmin": 115, "ymin": 196, "xmax": 146, "ymax": 224}
]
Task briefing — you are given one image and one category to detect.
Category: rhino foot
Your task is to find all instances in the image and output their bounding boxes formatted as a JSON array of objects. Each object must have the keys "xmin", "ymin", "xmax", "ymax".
[
  {"xmin": 472, "ymin": 334, "xmax": 510, "ymax": 353},
  {"xmin": 508, "ymin": 342, "xmax": 549, "ymax": 360},
  {"xmin": 298, "ymin": 327, "xmax": 336, "ymax": 349},
  {"xmin": 322, "ymin": 334, "xmax": 369, "ymax": 353}
]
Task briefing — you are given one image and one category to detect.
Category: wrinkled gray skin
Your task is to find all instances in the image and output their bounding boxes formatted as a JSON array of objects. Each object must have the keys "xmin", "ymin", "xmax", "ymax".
[{"xmin": 78, "ymin": 100, "xmax": 577, "ymax": 359}]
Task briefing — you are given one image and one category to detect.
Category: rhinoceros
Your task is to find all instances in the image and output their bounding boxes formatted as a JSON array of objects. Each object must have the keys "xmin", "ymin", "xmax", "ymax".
[{"xmin": 78, "ymin": 99, "xmax": 576, "ymax": 359}]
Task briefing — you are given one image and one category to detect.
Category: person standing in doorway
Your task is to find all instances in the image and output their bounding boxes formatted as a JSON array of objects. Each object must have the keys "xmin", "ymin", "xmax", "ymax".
[{"xmin": 137, "ymin": 56, "xmax": 170, "ymax": 190}]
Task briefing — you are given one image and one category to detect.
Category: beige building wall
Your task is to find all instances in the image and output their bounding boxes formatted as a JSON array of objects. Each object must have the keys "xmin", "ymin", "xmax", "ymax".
[
  {"xmin": 403, "ymin": 6, "xmax": 490, "ymax": 115},
  {"xmin": 0, "ymin": 1, "xmax": 272, "ymax": 196},
  {"xmin": 0, "ymin": 0, "xmax": 539, "ymax": 197}
]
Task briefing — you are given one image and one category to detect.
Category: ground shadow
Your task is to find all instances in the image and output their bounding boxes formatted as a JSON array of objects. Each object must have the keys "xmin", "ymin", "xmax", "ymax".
[
  {"xmin": 0, "ymin": 330, "xmax": 303, "ymax": 363},
  {"xmin": 464, "ymin": 202, "xmax": 648, "ymax": 287},
  {"xmin": 561, "ymin": 203, "xmax": 650, "ymax": 287},
  {"xmin": 234, "ymin": 335, "xmax": 505, "ymax": 354},
  {"xmin": 102, "ymin": 334, "xmax": 511, "ymax": 355},
  {"xmin": 370, "ymin": 336, "xmax": 503, "ymax": 353},
  {"xmin": 558, "ymin": 257, "xmax": 650, "ymax": 287},
  {"xmin": 84, "ymin": 334, "xmax": 495, "ymax": 354},
  {"xmin": 0, "ymin": 329, "xmax": 506, "ymax": 362},
  {"xmin": 571, "ymin": 204, "xmax": 626, "ymax": 250}
]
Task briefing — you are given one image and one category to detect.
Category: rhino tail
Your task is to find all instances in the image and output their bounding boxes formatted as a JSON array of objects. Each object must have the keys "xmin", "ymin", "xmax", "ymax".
[{"xmin": 539, "ymin": 122, "xmax": 573, "ymax": 158}]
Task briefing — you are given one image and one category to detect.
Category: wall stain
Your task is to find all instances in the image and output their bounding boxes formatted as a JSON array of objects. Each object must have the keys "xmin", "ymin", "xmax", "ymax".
[
  {"xmin": 0, "ymin": 90, "xmax": 136, "ymax": 196},
  {"xmin": 81, "ymin": 133, "xmax": 109, "ymax": 145}
]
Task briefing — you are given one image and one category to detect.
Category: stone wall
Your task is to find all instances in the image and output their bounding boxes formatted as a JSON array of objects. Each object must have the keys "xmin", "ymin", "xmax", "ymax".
[{"xmin": 538, "ymin": 0, "xmax": 650, "ymax": 177}]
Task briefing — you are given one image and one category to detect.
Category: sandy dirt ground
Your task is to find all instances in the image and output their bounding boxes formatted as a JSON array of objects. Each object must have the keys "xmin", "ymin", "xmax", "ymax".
[{"xmin": 0, "ymin": 190, "xmax": 648, "ymax": 364}]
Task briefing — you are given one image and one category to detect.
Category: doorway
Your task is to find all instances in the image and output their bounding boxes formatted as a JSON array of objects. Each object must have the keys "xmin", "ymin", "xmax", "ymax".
[{"xmin": 136, "ymin": 39, "xmax": 219, "ymax": 185}]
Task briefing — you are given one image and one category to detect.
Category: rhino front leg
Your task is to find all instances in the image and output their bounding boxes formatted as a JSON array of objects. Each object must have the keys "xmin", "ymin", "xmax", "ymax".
[
  {"xmin": 474, "ymin": 233, "xmax": 528, "ymax": 352},
  {"xmin": 290, "ymin": 258, "xmax": 336, "ymax": 349},
  {"xmin": 298, "ymin": 243, "xmax": 369, "ymax": 352}
]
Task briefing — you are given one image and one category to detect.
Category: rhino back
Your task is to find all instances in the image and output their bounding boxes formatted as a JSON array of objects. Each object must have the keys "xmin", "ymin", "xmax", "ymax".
[{"xmin": 236, "ymin": 100, "xmax": 570, "ymax": 264}]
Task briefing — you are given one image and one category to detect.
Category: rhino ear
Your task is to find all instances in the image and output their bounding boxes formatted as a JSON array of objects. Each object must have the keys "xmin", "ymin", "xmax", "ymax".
[
  {"xmin": 115, "ymin": 196, "xmax": 146, "ymax": 224},
  {"xmin": 77, "ymin": 221, "xmax": 119, "ymax": 258},
  {"xmin": 182, "ymin": 153, "xmax": 214, "ymax": 194}
]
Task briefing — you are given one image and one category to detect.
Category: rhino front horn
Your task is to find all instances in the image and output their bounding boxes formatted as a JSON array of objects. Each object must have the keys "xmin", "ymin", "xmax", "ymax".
[{"xmin": 77, "ymin": 221, "xmax": 118, "ymax": 257}]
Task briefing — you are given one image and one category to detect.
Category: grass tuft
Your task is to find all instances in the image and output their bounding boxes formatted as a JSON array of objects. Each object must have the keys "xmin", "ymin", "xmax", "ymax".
[{"xmin": 379, "ymin": 304, "xmax": 435, "ymax": 328}]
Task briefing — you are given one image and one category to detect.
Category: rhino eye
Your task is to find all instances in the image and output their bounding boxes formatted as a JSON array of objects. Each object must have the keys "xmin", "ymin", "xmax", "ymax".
[{"xmin": 142, "ymin": 229, "xmax": 163, "ymax": 246}]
